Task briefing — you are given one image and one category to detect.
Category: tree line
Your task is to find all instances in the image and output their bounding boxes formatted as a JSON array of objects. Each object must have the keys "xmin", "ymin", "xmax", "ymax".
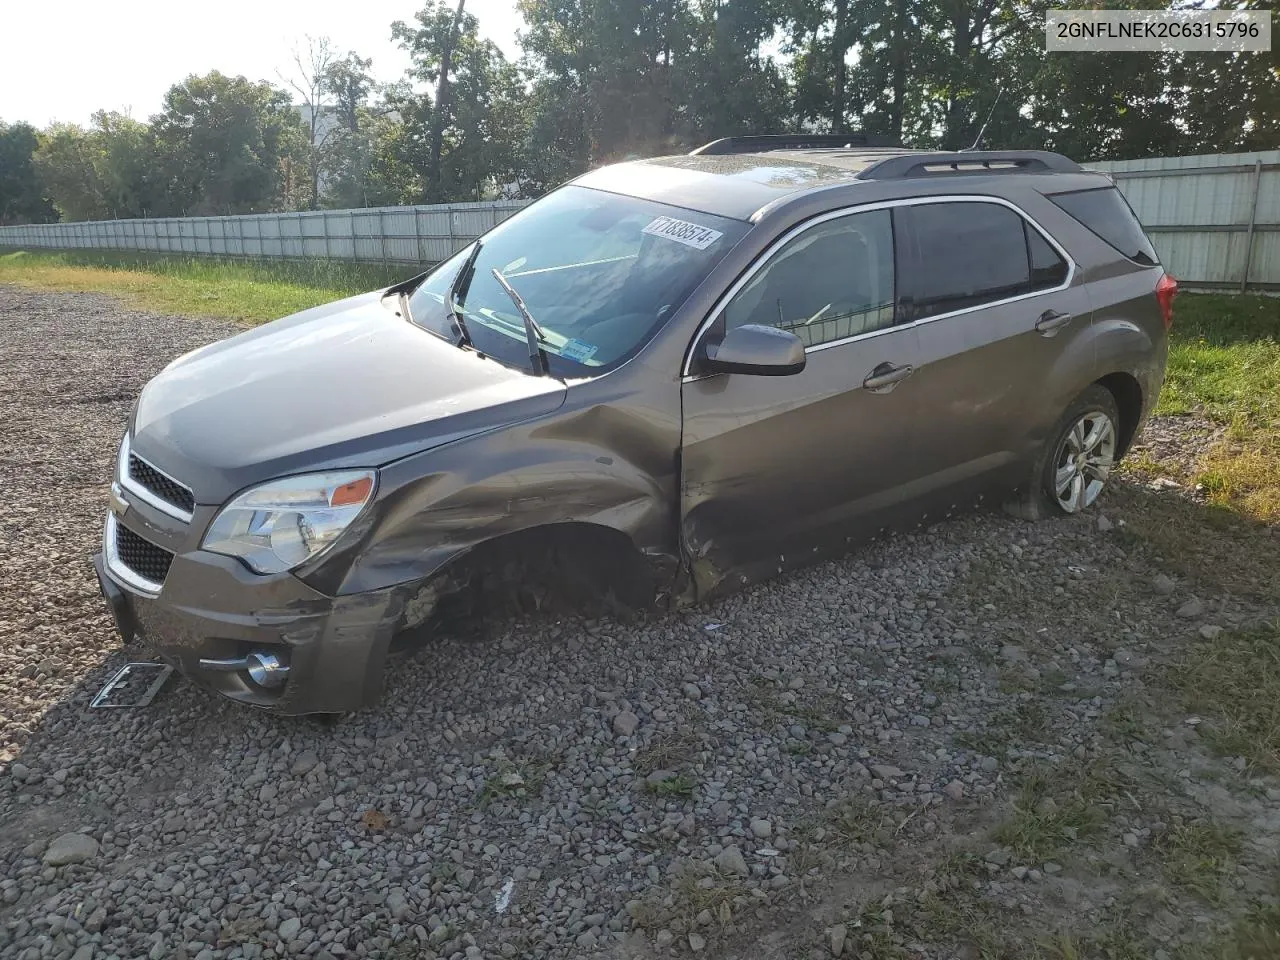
[{"xmin": 1, "ymin": 0, "xmax": 1276, "ymax": 225}]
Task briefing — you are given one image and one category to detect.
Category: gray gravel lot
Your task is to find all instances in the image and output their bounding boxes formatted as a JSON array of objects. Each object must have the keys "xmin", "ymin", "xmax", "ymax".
[{"xmin": 3, "ymin": 287, "xmax": 1279, "ymax": 960}]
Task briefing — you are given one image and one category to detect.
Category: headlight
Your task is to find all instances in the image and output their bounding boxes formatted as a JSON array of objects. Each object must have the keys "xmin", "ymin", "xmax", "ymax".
[
  {"xmin": 116, "ymin": 431, "xmax": 130, "ymax": 481},
  {"xmin": 202, "ymin": 470, "xmax": 377, "ymax": 574}
]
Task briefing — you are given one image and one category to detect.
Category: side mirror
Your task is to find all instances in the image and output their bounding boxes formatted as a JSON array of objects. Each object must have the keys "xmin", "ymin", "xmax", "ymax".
[{"xmin": 701, "ymin": 324, "xmax": 806, "ymax": 377}]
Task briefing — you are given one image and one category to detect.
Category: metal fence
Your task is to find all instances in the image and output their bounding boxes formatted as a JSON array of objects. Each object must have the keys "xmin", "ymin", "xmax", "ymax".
[
  {"xmin": 1, "ymin": 150, "xmax": 1278, "ymax": 289},
  {"xmin": 0, "ymin": 200, "xmax": 530, "ymax": 266},
  {"xmin": 1085, "ymin": 151, "xmax": 1280, "ymax": 291}
]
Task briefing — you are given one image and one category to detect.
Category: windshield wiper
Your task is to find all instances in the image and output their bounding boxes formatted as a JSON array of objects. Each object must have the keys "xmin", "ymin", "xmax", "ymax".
[
  {"xmin": 490, "ymin": 267, "xmax": 551, "ymax": 376},
  {"xmin": 396, "ymin": 288, "xmax": 415, "ymax": 327},
  {"xmin": 448, "ymin": 241, "xmax": 484, "ymax": 348}
]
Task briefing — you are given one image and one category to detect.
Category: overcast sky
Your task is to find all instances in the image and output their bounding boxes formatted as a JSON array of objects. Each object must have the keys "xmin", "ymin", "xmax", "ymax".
[{"xmin": 0, "ymin": 0, "xmax": 525, "ymax": 128}]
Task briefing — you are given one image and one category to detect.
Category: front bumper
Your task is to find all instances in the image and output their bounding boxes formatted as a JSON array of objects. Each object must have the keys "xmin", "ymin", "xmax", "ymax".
[{"xmin": 94, "ymin": 509, "xmax": 414, "ymax": 715}]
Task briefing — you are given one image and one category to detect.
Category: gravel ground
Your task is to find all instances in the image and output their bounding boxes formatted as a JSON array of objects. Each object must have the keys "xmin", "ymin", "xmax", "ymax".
[{"xmin": 3, "ymin": 287, "xmax": 1279, "ymax": 960}]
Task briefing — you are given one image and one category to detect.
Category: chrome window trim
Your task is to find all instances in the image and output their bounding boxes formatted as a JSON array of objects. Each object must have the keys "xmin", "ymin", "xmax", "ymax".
[
  {"xmin": 118, "ymin": 432, "xmax": 195, "ymax": 524},
  {"xmin": 103, "ymin": 512, "xmax": 163, "ymax": 598},
  {"xmin": 681, "ymin": 194, "xmax": 1077, "ymax": 379}
]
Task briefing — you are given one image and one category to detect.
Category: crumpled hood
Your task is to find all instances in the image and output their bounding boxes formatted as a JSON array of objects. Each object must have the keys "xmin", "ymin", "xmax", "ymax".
[{"xmin": 130, "ymin": 290, "xmax": 566, "ymax": 504}]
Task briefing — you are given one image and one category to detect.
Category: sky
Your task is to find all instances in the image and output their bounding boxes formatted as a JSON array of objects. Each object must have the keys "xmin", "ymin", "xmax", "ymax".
[{"xmin": 0, "ymin": 0, "xmax": 525, "ymax": 128}]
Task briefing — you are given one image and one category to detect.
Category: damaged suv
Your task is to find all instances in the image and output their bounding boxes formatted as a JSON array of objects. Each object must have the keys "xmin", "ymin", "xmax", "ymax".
[{"xmin": 95, "ymin": 135, "xmax": 1174, "ymax": 714}]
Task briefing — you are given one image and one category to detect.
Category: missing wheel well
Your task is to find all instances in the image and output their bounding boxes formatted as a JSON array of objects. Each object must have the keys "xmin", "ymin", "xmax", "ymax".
[{"xmin": 394, "ymin": 523, "xmax": 665, "ymax": 647}]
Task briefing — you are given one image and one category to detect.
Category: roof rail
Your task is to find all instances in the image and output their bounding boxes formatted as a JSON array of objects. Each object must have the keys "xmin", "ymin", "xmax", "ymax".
[
  {"xmin": 691, "ymin": 134, "xmax": 902, "ymax": 156},
  {"xmin": 857, "ymin": 150, "xmax": 1082, "ymax": 180}
]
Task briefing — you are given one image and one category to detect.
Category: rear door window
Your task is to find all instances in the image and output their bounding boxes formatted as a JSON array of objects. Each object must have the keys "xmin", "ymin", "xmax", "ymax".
[
  {"xmin": 908, "ymin": 202, "xmax": 1031, "ymax": 319},
  {"xmin": 906, "ymin": 201, "xmax": 1070, "ymax": 320},
  {"xmin": 1048, "ymin": 186, "xmax": 1159, "ymax": 265}
]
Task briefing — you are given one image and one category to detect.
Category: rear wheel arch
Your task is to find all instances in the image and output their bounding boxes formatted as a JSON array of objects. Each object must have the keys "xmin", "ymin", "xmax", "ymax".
[{"xmin": 1093, "ymin": 371, "xmax": 1144, "ymax": 457}]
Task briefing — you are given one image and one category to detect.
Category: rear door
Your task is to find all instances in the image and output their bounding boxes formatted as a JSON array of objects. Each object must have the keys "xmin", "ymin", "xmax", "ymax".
[
  {"xmin": 900, "ymin": 197, "xmax": 1093, "ymax": 506},
  {"xmin": 679, "ymin": 206, "xmax": 926, "ymax": 594}
]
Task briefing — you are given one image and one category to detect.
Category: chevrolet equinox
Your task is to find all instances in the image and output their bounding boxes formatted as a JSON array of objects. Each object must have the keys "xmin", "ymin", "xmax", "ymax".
[{"xmin": 94, "ymin": 135, "xmax": 1175, "ymax": 714}]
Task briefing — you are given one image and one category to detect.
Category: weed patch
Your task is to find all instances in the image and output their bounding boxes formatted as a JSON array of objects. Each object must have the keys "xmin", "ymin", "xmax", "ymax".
[
  {"xmin": 1152, "ymin": 820, "xmax": 1242, "ymax": 905},
  {"xmin": 1166, "ymin": 623, "xmax": 1280, "ymax": 773},
  {"xmin": 992, "ymin": 761, "xmax": 1124, "ymax": 863}
]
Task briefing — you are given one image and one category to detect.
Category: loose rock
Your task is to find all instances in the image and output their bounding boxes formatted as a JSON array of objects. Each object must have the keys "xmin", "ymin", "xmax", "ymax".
[
  {"xmin": 612, "ymin": 711, "xmax": 640, "ymax": 737},
  {"xmin": 1176, "ymin": 598, "xmax": 1204, "ymax": 619},
  {"xmin": 714, "ymin": 846, "xmax": 750, "ymax": 877},
  {"xmin": 43, "ymin": 834, "xmax": 98, "ymax": 866}
]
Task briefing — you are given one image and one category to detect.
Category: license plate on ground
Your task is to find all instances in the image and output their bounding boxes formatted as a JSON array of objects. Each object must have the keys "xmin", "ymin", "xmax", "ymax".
[{"xmin": 90, "ymin": 662, "xmax": 173, "ymax": 708}]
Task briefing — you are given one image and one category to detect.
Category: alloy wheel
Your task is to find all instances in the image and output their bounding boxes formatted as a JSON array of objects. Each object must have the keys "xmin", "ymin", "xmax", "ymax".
[{"xmin": 1052, "ymin": 410, "xmax": 1117, "ymax": 513}]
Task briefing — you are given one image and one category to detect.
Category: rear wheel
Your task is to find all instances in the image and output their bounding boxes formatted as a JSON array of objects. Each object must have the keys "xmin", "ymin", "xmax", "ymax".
[{"xmin": 1016, "ymin": 385, "xmax": 1121, "ymax": 519}]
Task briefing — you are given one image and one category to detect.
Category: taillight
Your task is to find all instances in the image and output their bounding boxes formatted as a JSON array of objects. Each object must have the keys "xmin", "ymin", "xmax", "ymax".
[{"xmin": 1155, "ymin": 272, "xmax": 1178, "ymax": 330}]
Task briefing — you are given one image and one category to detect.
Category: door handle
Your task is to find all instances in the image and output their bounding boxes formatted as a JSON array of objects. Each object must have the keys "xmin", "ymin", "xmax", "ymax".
[
  {"xmin": 1035, "ymin": 310, "xmax": 1073, "ymax": 336},
  {"xmin": 862, "ymin": 362, "xmax": 915, "ymax": 392}
]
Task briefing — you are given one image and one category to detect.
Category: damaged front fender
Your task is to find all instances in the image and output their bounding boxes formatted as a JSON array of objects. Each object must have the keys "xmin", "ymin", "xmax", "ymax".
[{"xmin": 300, "ymin": 402, "xmax": 685, "ymax": 612}]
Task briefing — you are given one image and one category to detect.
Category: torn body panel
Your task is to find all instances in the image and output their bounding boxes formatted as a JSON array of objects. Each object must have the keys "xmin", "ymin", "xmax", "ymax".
[{"xmin": 303, "ymin": 388, "xmax": 686, "ymax": 609}]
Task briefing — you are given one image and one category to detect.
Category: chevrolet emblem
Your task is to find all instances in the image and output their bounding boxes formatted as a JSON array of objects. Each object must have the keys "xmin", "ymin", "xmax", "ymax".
[{"xmin": 109, "ymin": 482, "xmax": 129, "ymax": 517}]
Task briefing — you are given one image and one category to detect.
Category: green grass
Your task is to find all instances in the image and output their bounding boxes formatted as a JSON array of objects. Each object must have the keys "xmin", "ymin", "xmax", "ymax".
[
  {"xmin": 1160, "ymin": 294, "xmax": 1280, "ymax": 424},
  {"xmin": 642, "ymin": 772, "xmax": 696, "ymax": 799},
  {"xmin": 1154, "ymin": 292, "xmax": 1280, "ymax": 521},
  {"xmin": 0, "ymin": 248, "xmax": 410, "ymax": 324},
  {"xmin": 1154, "ymin": 821, "xmax": 1243, "ymax": 905},
  {"xmin": 991, "ymin": 761, "xmax": 1124, "ymax": 863},
  {"xmin": 1191, "ymin": 903, "xmax": 1280, "ymax": 960},
  {"xmin": 1166, "ymin": 622, "xmax": 1280, "ymax": 773},
  {"xmin": 477, "ymin": 758, "xmax": 551, "ymax": 806}
]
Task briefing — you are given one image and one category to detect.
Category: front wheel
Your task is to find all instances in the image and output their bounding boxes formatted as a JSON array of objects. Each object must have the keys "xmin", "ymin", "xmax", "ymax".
[{"xmin": 1017, "ymin": 385, "xmax": 1121, "ymax": 519}]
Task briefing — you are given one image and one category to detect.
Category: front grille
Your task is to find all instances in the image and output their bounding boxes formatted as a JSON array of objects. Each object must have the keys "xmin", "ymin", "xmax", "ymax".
[
  {"xmin": 128, "ymin": 454, "xmax": 195, "ymax": 515},
  {"xmin": 114, "ymin": 523, "xmax": 175, "ymax": 585}
]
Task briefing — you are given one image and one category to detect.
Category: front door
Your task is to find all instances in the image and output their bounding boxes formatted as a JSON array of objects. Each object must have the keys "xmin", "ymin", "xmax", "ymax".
[{"xmin": 679, "ymin": 206, "xmax": 924, "ymax": 595}]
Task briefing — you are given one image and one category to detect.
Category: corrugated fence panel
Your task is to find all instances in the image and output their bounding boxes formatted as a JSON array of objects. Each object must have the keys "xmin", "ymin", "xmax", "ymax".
[
  {"xmin": 1151, "ymin": 231, "xmax": 1247, "ymax": 287},
  {"xmin": 0, "ymin": 199, "xmax": 532, "ymax": 268},
  {"xmin": 1085, "ymin": 150, "xmax": 1280, "ymax": 288},
  {"xmin": 1252, "ymin": 232, "xmax": 1280, "ymax": 284},
  {"xmin": 326, "ymin": 212, "xmax": 356, "ymax": 260}
]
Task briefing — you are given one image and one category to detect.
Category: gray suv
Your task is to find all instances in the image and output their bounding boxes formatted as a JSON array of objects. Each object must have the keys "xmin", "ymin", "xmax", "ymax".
[{"xmin": 94, "ymin": 135, "xmax": 1175, "ymax": 714}]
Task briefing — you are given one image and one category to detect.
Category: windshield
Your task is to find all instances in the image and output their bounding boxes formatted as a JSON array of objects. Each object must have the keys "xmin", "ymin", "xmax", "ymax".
[{"xmin": 406, "ymin": 185, "xmax": 749, "ymax": 376}]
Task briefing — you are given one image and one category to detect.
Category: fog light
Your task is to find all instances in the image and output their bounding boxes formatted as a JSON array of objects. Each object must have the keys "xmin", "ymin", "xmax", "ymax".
[{"xmin": 246, "ymin": 651, "xmax": 289, "ymax": 689}]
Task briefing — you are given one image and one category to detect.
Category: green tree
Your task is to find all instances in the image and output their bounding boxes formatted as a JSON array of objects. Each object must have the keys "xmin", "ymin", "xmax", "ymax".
[
  {"xmin": 680, "ymin": 0, "xmax": 791, "ymax": 143},
  {"xmin": 389, "ymin": 1, "xmax": 526, "ymax": 202},
  {"xmin": 33, "ymin": 123, "xmax": 106, "ymax": 221},
  {"xmin": 0, "ymin": 121, "xmax": 55, "ymax": 224},
  {"xmin": 92, "ymin": 111, "xmax": 167, "ymax": 217},
  {"xmin": 317, "ymin": 53, "xmax": 382, "ymax": 208},
  {"xmin": 325, "ymin": 52, "xmax": 375, "ymax": 136},
  {"xmin": 518, "ymin": 0, "xmax": 701, "ymax": 167},
  {"xmin": 151, "ymin": 71, "xmax": 308, "ymax": 215}
]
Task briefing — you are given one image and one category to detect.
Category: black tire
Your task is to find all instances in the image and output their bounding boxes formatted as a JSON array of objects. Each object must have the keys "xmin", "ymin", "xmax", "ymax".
[{"xmin": 1013, "ymin": 384, "xmax": 1122, "ymax": 520}]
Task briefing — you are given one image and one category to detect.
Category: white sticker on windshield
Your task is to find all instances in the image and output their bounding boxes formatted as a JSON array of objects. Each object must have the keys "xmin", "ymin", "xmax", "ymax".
[
  {"xmin": 642, "ymin": 215, "xmax": 724, "ymax": 250},
  {"xmin": 560, "ymin": 338, "xmax": 599, "ymax": 363}
]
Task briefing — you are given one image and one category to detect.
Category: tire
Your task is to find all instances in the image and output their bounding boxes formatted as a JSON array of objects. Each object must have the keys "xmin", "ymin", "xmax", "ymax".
[{"xmin": 1013, "ymin": 384, "xmax": 1121, "ymax": 520}]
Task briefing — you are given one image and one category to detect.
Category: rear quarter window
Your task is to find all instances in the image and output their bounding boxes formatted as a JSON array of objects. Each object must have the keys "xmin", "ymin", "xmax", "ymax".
[{"xmin": 1048, "ymin": 186, "xmax": 1159, "ymax": 266}]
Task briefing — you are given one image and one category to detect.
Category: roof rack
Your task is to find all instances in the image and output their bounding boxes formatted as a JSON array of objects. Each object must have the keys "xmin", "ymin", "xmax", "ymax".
[
  {"xmin": 690, "ymin": 134, "xmax": 902, "ymax": 156},
  {"xmin": 857, "ymin": 150, "xmax": 1081, "ymax": 180}
]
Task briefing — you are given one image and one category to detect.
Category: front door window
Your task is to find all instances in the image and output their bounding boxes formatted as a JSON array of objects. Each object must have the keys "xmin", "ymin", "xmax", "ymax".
[{"xmin": 721, "ymin": 208, "xmax": 896, "ymax": 348}]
